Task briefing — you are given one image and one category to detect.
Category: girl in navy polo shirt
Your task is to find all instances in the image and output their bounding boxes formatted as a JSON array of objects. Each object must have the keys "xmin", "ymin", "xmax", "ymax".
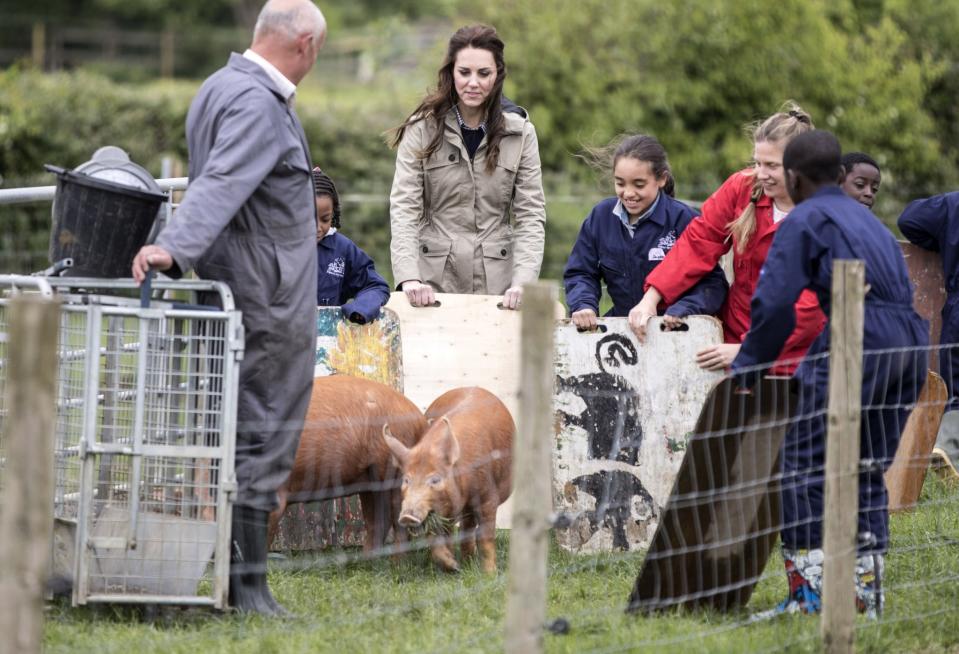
[
  {"xmin": 313, "ymin": 168, "xmax": 389, "ymax": 323},
  {"xmin": 563, "ymin": 134, "xmax": 727, "ymax": 329}
]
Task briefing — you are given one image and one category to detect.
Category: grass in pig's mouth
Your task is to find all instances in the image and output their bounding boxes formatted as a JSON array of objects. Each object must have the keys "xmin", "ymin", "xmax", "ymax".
[{"xmin": 409, "ymin": 511, "xmax": 456, "ymax": 537}]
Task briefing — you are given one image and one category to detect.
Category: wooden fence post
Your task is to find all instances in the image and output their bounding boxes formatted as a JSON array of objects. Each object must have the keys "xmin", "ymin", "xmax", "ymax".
[
  {"xmin": 0, "ymin": 296, "xmax": 61, "ymax": 654},
  {"xmin": 160, "ymin": 29, "xmax": 175, "ymax": 78},
  {"xmin": 821, "ymin": 260, "xmax": 865, "ymax": 654},
  {"xmin": 504, "ymin": 282, "xmax": 557, "ymax": 654},
  {"xmin": 31, "ymin": 22, "xmax": 46, "ymax": 69}
]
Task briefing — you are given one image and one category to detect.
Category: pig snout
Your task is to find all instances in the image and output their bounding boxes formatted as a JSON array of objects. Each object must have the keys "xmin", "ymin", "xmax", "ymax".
[{"xmin": 398, "ymin": 512, "xmax": 422, "ymax": 527}]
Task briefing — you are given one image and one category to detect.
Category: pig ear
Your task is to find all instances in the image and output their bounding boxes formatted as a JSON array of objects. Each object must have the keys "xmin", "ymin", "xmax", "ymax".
[
  {"xmin": 438, "ymin": 417, "xmax": 460, "ymax": 467},
  {"xmin": 382, "ymin": 424, "xmax": 409, "ymax": 467}
]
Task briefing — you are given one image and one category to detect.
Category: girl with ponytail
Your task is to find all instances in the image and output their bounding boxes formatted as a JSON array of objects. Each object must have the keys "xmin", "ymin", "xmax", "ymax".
[
  {"xmin": 563, "ymin": 134, "xmax": 728, "ymax": 329},
  {"xmin": 629, "ymin": 102, "xmax": 826, "ymax": 374}
]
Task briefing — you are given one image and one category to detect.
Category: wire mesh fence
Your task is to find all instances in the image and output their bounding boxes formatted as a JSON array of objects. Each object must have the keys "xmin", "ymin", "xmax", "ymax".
[
  {"xmin": 0, "ymin": 277, "xmax": 243, "ymax": 609},
  {"xmin": 2, "ymin": 270, "xmax": 959, "ymax": 653}
]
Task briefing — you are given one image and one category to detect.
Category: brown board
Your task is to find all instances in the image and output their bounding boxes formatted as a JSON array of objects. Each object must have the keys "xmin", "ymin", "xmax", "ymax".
[
  {"xmin": 900, "ymin": 240, "xmax": 945, "ymax": 366},
  {"xmin": 627, "ymin": 376, "xmax": 798, "ymax": 614},
  {"xmin": 885, "ymin": 371, "xmax": 948, "ymax": 512}
]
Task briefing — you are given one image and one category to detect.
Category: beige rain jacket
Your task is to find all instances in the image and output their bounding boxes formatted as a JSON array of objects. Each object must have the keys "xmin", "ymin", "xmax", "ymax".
[{"xmin": 389, "ymin": 108, "xmax": 546, "ymax": 294}]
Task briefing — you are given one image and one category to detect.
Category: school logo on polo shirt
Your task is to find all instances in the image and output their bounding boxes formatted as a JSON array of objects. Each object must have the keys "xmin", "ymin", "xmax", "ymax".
[
  {"xmin": 649, "ymin": 230, "xmax": 677, "ymax": 260},
  {"xmin": 326, "ymin": 257, "xmax": 346, "ymax": 278}
]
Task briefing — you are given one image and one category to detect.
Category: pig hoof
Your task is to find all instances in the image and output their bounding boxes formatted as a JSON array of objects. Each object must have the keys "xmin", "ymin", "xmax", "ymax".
[{"xmin": 433, "ymin": 556, "xmax": 460, "ymax": 573}]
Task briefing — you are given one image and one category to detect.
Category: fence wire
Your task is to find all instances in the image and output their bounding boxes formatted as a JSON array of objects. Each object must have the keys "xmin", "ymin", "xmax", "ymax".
[{"xmin": 5, "ymin": 306, "xmax": 959, "ymax": 652}]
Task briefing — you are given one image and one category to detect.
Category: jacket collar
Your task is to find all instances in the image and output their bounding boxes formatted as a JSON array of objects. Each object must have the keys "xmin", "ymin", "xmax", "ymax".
[
  {"xmin": 227, "ymin": 52, "xmax": 289, "ymax": 104},
  {"xmin": 612, "ymin": 192, "xmax": 666, "ymax": 229},
  {"xmin": 442, "ymin": 106, "xmax": 527, "ymax": 137},
  {"xmin": 242, "ymin": 49, "xmax": 296, "ymax": 104},
  {"xmin": 317, "ymin": 229, "xmax": 339, "ymax": 250}
]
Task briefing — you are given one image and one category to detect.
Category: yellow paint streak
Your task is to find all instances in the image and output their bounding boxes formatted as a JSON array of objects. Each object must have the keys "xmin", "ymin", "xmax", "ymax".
[{"xmin": 328, "ymin": 321, "xmax": 395, "ymax": 387}]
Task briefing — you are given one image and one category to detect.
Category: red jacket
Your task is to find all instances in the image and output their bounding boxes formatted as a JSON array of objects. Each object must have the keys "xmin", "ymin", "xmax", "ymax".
[{"xmin": 645, "ymin": 170, "xmax": 826, "ymax": 373}]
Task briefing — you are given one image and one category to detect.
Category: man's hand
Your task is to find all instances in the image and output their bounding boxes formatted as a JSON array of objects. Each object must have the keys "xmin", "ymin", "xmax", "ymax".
[{"xmin": 131, "ymin": 245, "xmax": 173, "ymax": 284}]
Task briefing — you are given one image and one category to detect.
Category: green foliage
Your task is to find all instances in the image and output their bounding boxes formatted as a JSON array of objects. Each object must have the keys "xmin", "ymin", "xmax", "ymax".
[
  {"xmin": 0, "ymin": 66, "xmax": 412, "ymax": 275},
  {"xmin": 482, "ymin": 0, "xmax": 958, "ymax": 215},
  {"xmin": 0, "ymin": 66, "xmax": 189, "ymax": 184}
]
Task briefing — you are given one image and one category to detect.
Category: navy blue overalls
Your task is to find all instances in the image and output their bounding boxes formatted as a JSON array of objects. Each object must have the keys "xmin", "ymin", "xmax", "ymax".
[
  {"xmin": 733, "ymin": 186, "xmax": 928, "ymax": 554},
  {"xmin": 898, "ymin": 192, "xmax": 959, "ymax": 410},
  {"xmin": 316, "ymin": 231, "xmax": 390, "ymax": 323},
  {"xmin": 563, "ymin": 194, "xmax": 727, "ymax": 317}
]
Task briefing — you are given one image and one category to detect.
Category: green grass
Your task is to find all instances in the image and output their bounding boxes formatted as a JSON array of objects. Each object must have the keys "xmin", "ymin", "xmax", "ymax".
[{"xmin": 44, "ymin": 475, "xmax": 959, "ymax": 653}]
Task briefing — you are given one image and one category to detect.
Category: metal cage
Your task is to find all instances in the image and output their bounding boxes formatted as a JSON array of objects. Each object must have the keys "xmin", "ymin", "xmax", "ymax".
[{"xmin": 0, "ymin": 276, "xmax": 243, "ymax": 608}]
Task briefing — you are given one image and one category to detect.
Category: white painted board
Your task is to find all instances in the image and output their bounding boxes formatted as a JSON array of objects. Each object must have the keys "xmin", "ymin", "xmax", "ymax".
[
  {"xmin": 553, "ymin": 316, "xmax": 724, "ymax": 553},
  {"xmin": 384, "ymin": 291, "xmax": 565, "ymax": 417},
  {"xmin": 385, "ymin": 291, "xmax": 566, "ymax": 529}
]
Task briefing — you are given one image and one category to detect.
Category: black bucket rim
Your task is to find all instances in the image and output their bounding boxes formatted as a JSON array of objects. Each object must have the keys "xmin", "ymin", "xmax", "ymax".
[{"xmin": 44, "ymin": 164, "xmax": 168, "ymax": 203}]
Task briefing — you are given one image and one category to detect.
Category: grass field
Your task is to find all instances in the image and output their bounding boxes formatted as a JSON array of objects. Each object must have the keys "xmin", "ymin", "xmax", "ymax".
[{"xmin": 43, "ymin": 474, "xmax": 959, "ymax": 654}]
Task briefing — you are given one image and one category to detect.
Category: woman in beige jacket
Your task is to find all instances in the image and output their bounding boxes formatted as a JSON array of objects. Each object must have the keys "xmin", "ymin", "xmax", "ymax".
[{"xmin": 389, "ymin": 24, "xmax": 546, "ymax": 309}]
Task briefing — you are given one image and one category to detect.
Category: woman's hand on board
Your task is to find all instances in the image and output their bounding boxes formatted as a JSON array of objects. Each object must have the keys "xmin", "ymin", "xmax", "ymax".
[{"xmin": 401, "ymin": 280, "xmax": 436, "ymax": 307}]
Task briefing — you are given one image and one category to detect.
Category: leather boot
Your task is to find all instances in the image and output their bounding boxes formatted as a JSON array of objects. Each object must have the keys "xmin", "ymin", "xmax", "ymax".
[{"xmin": 228, "ymin": 504, "xmax": 291, "ymax": 617}]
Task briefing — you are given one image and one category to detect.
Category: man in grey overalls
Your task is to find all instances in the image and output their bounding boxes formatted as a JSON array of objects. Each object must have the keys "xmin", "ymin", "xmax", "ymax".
[{"xmin": 132, "ymin": 0, "xmax": 326, "ymax": 616}]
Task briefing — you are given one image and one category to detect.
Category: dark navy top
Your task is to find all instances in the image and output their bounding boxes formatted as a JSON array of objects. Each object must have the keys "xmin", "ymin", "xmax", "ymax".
[
  {"xmin": 898, "ymin": 191, "xmax": 959, "ymax": 295},
  {"xmin": 316, "ymin": 231, "xmax": 390, "ymax": 323},
  {"xmin": 734, "ymin": 186, "xmax": 924, "ymax": 372},
  {"xmin": 563, "ymin": 194, "xmax": 728, "ymax": 318}
]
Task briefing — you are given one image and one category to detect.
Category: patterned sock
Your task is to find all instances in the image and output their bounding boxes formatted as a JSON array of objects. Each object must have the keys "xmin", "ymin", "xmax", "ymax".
[
  {"xmin": 855, "ymin": 553, "xmax": 884, "ymax": 619},
  {"xmin": 775, "ymin": 546, "xmax": 824, "ymax": 615}
]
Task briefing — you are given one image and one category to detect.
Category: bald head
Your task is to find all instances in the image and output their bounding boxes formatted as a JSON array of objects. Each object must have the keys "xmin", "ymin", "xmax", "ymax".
[
  {"xmin": 254, "ymin": 0, "xmax": 326, "ymax": 42},
  {"xmin": 250, "ymin": 0, "xmax": 326, "ymax": 85}
]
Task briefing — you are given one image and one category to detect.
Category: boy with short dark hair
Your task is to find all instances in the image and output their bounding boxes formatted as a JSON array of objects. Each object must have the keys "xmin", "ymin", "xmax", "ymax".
[
  {"xmin": 840, "ymin": 151, "xmax": 881, "ymax": 209},
  {"xmin": 732, "ymin": 130, "xmax": 928, "ymax": 618}
]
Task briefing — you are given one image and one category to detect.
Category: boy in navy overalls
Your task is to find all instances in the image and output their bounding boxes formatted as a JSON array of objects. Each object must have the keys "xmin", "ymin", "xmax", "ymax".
[{"xmin": 732, "ymin": 130, "xmax": 928, "ymax": 618}]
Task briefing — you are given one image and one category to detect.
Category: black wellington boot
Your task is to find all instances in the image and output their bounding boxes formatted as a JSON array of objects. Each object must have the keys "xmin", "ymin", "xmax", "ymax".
[{"xmin": 228, "ymin": 504, "xmax": 291, "ymax": 617}]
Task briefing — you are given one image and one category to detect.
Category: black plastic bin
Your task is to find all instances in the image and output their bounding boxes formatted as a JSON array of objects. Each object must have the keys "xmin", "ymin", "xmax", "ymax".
[{"xmin": 45, "ymin": 165, "xmax": 167, "ymax": 278}]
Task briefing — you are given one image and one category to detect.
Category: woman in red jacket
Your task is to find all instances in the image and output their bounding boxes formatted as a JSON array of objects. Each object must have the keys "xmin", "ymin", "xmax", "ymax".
[{"xmin": 629, "ymin": 103, "xmax": 826, "ymax": 374}]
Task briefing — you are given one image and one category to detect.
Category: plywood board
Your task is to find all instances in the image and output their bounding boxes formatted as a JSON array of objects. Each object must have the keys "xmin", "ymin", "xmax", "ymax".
[
  {"xmin": 385, "ymin": 291, "xmax": 566, "ymax": 529},
  {"xmin": 552, "ymin": 316, "xmax": 724, "ymax": 553},
  {"xmin": 384, "ymin": 292, "xmax": 565, "ymax": 416},
  {"xmin": 627, "ymin": 377, "xmax": 798, "ymax": 614},
  {"xmin": 900, "ymin": 241, "xmax": 945, "ymax": 362},
  {"xmin": 886, "ymin": 371, "xmax": 947, "ymax": 511}
]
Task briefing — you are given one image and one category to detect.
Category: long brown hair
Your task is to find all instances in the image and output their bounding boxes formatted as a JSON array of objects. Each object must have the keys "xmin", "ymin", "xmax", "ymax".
[
  {"xmin": 390, "ymin": 25, "xmax": 508, "ymax": 174},
  {"xmin": 727, "ymin": 101, "xmax": 814, "ymax": 253}
]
